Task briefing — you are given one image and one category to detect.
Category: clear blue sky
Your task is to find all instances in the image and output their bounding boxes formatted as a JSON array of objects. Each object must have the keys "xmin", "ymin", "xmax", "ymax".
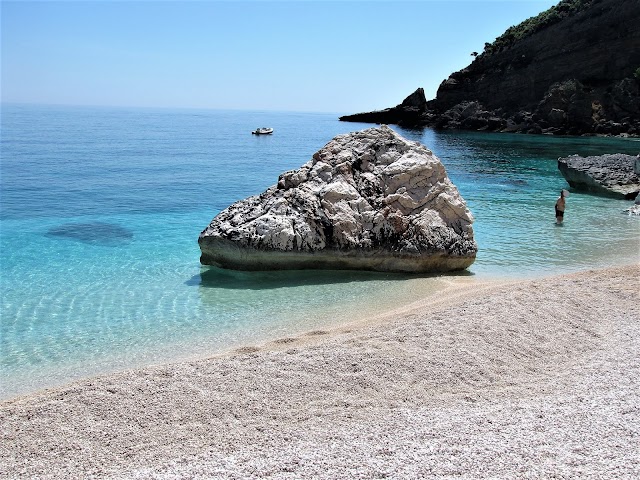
[{"xmin": 2, "ymin": 0, "xmax": 558, "ymax": 114}]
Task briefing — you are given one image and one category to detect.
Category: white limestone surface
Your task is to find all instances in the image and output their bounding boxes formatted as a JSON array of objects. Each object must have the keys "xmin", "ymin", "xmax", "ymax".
[{"xmin": 199, "ymin": 126, "xmax": 477, "ymax": 272}]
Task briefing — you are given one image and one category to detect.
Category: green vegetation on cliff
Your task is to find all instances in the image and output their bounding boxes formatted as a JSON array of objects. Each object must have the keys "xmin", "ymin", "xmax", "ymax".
[{"xmin": 483, "ymin": 0, "xmax": 596, "ymax": 55}]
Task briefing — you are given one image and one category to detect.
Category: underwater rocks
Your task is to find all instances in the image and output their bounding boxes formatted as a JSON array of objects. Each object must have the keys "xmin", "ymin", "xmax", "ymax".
[
  {"xmin": 46, "ymin": 222, "xmax": 133, "ymax": 246},
  {"xmin": 558, "ymin": 153, "xmax": 640, "ymax": 199},
  {"xmin": 199, "ymin": 126, "xmax": 477, "ymax": 273}
]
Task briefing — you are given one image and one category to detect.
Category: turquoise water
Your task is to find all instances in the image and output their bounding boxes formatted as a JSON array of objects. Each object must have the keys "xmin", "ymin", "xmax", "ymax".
[{"xmin": 1, "ymin": 104, "xmax": 638, "ymax": 399}]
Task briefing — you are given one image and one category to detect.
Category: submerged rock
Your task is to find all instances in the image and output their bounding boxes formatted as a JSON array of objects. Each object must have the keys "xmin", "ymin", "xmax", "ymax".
[
  {"xmin": 557, "ymin": 153, "xmax": 640, "ymax": 199},
  {"xmin": 199, "ymin": 126, "xmax": 477, "ymax": 273},
  {"xmin": 46, "ymin": 222, "xmax": 133, "ymax": 246}
]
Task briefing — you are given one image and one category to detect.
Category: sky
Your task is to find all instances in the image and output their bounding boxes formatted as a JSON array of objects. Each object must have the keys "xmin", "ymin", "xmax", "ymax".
[{"xmin": 1, "ymin": 0, "xmax": 559, "ymax": 114}]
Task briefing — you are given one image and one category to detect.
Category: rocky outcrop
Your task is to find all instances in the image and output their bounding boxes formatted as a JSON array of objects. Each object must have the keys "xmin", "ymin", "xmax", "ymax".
[
  {"xmin": 199, "ymin": 126, "xmax": 477, "ymax": 273},
  {"xmin": 340, "ymin": 0, "xmax": 640, "ymax": 136},
  {"xmin": 339, "ymin": 88, "xmax": 430, "ymax": 127},
  {"xmin": 558, "ymin": 153, "xmax": 640, "ymax": 199}
]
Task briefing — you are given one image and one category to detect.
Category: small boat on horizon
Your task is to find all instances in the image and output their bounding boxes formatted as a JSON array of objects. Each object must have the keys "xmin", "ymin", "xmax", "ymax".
[{"xmin": 252, "ymin": 127, "xmax": 273, "ymax": 135}]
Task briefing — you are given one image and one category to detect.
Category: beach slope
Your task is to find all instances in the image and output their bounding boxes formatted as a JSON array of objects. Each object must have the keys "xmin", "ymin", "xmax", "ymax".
[{"xmin": 1, "ymin": 265, "xmax": 638, "ymax": 478}]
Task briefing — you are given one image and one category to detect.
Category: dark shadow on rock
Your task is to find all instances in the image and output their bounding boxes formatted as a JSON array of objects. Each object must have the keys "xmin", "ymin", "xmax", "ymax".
[
  {"xmin": 46, "ymin": 222, "xmax": 133, "ymax": 246},
  {"xmin": 187, "ymin": 266, "xmax": 455, "ymax": 290}
]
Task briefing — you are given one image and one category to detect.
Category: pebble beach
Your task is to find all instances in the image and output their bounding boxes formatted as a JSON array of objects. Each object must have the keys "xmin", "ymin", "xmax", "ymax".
[{"xmin": 1, "ymin": 264, "xmax": 638, "ymax": 478}]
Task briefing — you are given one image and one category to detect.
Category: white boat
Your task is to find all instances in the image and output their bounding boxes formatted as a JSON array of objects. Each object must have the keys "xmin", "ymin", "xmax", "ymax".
[{"xmin": 252, "ymin": 127, "xmax": 273, "ymax": 135}]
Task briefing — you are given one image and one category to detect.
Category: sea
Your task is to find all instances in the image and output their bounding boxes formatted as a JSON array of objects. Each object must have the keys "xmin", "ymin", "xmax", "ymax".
[{"xmin": 1, "ymin": 104, "xmax": 639, "ymax": 400}]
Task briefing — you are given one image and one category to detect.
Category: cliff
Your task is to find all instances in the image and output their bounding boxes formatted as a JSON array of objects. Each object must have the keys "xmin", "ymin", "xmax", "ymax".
[{"xmin": 341, "ymin": 0, "xmax": 640, "ymax": 136}]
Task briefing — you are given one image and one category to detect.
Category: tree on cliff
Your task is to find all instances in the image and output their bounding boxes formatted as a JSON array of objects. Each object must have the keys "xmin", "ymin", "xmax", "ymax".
[{"xmin": 482, "ymin": 0, "xmax": 596, "ymax": 55}]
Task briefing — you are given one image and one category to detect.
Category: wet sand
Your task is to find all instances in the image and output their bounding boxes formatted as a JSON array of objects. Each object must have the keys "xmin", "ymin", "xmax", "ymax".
[{"xmin": 1, "ymin": 264, "xmax": 638, "ymax": 479}]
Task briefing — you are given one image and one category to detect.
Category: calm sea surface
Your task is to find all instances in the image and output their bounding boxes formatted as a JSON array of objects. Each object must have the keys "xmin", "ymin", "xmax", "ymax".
[{"xmin": 1, "ymin": 104, "xmax": 639, "ymax": 399}]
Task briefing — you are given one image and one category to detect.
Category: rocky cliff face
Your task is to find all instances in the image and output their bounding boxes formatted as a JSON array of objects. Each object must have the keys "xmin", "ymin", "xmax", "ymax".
[
  {"xmin": 199, "ymin": 126, "xmax": 477, "ymax": 273},
  {"xmin": 341, "ymin": 0, "xmax": 640, "ymax": 136}
]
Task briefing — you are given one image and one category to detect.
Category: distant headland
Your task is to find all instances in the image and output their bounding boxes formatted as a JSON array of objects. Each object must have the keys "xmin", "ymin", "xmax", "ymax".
[{"xmin": 341, "ymin": 0, "xmax": 640, "ymax": 137}]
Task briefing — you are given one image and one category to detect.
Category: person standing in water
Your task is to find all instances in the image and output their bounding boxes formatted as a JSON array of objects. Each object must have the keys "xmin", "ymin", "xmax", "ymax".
[{"xmin": 555, "ymin": 190, "xmax": 567, "ymax": 224}]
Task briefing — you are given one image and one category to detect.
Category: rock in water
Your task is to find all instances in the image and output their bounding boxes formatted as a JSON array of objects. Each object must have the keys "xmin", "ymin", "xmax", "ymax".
[
  {"xmin": 199, "ymin": 126, "xmax": 477, "ymax": 272},
  {"xmin": 557, "ymin": 153, "xmax": 640, "ymax": 199}
]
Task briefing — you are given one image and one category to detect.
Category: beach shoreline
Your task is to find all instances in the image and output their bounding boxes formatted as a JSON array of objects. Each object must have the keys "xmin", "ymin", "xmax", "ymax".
[
  {"xmin": 0, "ymin": 271, "xmax": 467, "ymax": 402},
  {"xmin": 1, "ymin": 263, "xmax": 638, "ymax": 478}
]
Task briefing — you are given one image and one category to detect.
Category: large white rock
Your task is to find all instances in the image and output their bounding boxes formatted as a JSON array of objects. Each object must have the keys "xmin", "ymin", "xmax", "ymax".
[{"xmin": 199, "ymin": 126, "xmax": 477, "ymax": 272}]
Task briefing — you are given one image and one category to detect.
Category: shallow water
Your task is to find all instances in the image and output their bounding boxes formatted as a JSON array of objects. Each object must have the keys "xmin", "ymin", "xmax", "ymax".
[{"xmin": 1, "ymin": 104, "xmax": 638, "ymax": 399}]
